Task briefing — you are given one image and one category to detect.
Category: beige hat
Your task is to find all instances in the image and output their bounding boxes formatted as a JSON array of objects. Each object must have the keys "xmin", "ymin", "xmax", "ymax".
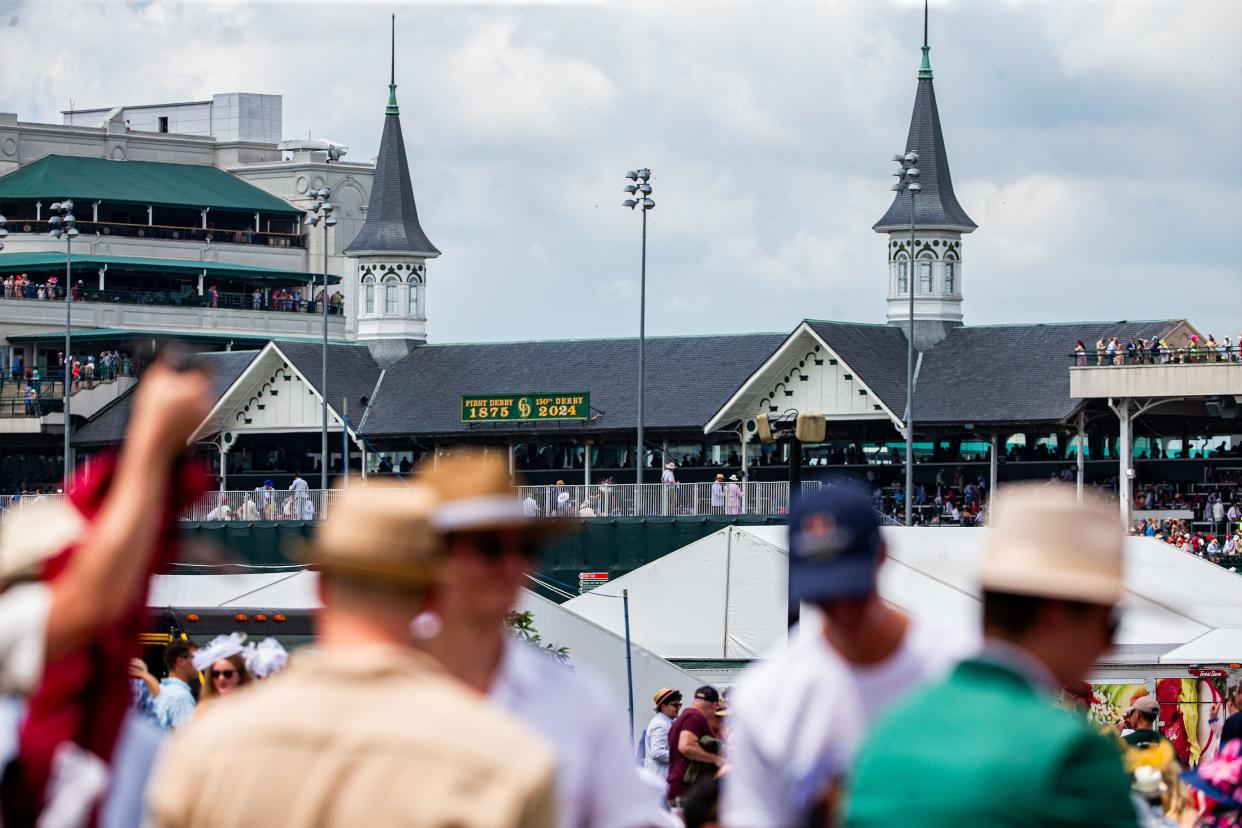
[
  {"xmin": 0, "ymin": 498, "xmax": 86, "ymax": 586},
  {"xmin": 298, "ymin": 479, "xmax": 444, "ymax": 589},
  {"xmin": 980, "ymin": 484, "xmax": 1123, "ymax": 605},
  {"xmin": 418, "ymin": 451, "xmax": 559, "ymax": 535}
]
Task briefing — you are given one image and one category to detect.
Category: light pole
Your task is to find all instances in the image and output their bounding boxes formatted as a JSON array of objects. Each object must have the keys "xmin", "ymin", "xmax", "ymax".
[
  {"xmin": 304, "ymin": 188, "xmax": 336, "ymax": 491},
  {"xmin": 622, "ymin": 169, "xmax": 654, "ymax": 485},
  {"xmin": 891, "ymin": 152, "xmax": 920, "ymax": 526},
  {"xmin": 48, "ymin": 200, "xmax": 79, "ymax": 485}
]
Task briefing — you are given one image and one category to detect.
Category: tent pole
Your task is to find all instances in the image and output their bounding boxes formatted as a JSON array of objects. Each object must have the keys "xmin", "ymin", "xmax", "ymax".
[{"xmin": 622, "ymin": 588, "xmax": 635, "ymax": 748}]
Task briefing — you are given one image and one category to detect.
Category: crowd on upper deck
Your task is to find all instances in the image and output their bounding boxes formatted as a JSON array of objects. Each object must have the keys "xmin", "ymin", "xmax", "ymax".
[{"xmin": 1075, "ymin": 334, "xmax": 1242, "ymax": 366}]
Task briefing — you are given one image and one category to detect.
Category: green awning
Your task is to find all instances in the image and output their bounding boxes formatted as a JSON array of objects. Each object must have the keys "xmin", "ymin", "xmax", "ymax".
[
  {"xmin": 0, "ymin": 253, "xmax": 339, "ymax": 284},
  {"xmin": 0, "ymin": 155, "xmax": 302, "ymax": 215}
]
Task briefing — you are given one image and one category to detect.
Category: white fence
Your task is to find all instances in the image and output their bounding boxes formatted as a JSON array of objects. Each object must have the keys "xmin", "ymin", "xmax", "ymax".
[{"xmin": 2, "ymin": 481, "xmax": 901, "ymax": 523}]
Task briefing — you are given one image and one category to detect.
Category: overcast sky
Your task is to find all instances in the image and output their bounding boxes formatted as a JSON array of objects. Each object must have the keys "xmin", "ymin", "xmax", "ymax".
[{"xmin": 2, "ymin": 0, "xmax": 1238, "ymax": 344}]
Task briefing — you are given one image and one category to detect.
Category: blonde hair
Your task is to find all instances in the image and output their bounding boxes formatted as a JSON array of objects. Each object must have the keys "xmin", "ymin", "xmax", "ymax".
[{"xmin": 198, "ymin": 653, "xmax": 252, "ymax": 704}]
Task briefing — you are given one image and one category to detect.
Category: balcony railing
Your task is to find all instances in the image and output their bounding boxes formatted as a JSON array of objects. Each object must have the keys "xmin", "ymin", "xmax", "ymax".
[
  {"xmin": 8, "ymin": 219, "xmax": 304, "ymax": 248},
  {"xmin": 1, "ymin": 481, "xmax": 894, "ymax": 523},
  {"xmin": 0, "ymin": 286, "xmax": 342, "ymax": 315},
  {"xmin": 1071, "ymin": 347, "xmax": 1242, "ymax": 367}
]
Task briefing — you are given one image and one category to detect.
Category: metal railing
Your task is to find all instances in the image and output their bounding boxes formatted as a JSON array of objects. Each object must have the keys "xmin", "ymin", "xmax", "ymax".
[
  {"xmin": 0, "ymin": 286, "xmax": 342, "ymax": 316},
  {"xmin": 2, "ymin": 481, "xmax": 903, "ymax": 523},
  {"xmin": 1071, "ymin": 347, "xmax": 1242, "ymax": 367},
  {"xmin": 8, "ymin": 219, "xmax": 305, "ymax": 248}
]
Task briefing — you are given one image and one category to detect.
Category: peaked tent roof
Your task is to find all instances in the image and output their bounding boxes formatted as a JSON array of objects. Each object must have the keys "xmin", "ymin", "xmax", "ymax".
[
  {"xmin": 0, "ymin": 154, "xmax": 301, "ymax": 215},
  {"xmin": 343, "ymin": 83, "xmax": 439, "ymax": 257},
  {"xmin": 361, "ymin": 333, "xmax": 787, "ymax": 436},
  {"xmin": 873, "ymin": 49, "xmax": 976, "ymax": 233}
]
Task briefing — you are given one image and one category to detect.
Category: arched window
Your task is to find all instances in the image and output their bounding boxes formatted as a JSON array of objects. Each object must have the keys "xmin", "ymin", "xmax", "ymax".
[
  {"xmin": 362, "ymin": 276, "xmax": 375, "ymax": 316},
  {"xmin": 408, "ymin": 277, "xmax": 419, "ymax": 316},
  {"xmin": 896, "ymin": 255, "xmax": 909, "ymax": 294},
  {"xmin": 918, "ymin": 254, "xmax": 934, "ymax": 294},
  {"xmin": 944, "ymin": 261, "xmax": 956, "ymax": 294},
  {"xmin": 383, "ymin": 276, "xmax": 398, "ymax": 315}
]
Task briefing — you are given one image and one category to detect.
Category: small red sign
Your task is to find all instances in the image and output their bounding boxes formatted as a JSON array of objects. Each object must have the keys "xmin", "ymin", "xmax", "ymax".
[
  {"xmin": 1189, "ymin": 668, "xmax": 1229, "ymax": 678},
  {"xmin": 578, "ymin": 572, "xmax": 609, "ymax": 580}
]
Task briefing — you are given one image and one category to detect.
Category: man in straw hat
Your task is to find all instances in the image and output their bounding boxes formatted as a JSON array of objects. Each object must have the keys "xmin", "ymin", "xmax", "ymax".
[
  {"xmin": 638, "ymin": 688, "xmax": 683, "ymax": 781},
  {"xmin": 845, "ymin": 485, "xmax": 1137, "ymax": 827},
  {"xmin": 415, "ymin": 452, "xmax": 671, "ymax": 828},
  {"xmin": 146, "ymin": 479, "xmax": 557, "ymax": 828}
]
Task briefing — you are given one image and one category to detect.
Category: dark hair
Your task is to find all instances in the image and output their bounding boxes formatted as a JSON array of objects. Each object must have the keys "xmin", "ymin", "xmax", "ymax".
[
  {"xmin": 693, "ymin": 685, "xmax": 720, "ymax": 703},
  {"xmin": 982, "ymin": 590, "xmax": 1103, "ymax": 638},
  {"xmin": 163, "ymin": 639, "xmax": 195, "ymax": 673},
  {"xmin": 681, "ymin": 776, "xmax": 720, "ymax": 828}
]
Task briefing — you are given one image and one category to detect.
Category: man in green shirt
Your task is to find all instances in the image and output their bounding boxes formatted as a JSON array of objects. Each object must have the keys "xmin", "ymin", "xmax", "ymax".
[{"xmin": 845, "ymin": 485, "xmax": 1138, "ymax": 828}]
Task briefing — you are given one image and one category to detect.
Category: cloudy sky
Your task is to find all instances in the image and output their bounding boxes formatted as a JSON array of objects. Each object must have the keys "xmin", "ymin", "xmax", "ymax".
[{"xmin": 2, "ymin": 0, "xmax": 1238, "ymax": 343}]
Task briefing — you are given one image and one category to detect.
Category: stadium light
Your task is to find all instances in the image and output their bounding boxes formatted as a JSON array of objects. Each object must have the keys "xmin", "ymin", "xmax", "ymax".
[
  {"xmin": 622, "ymin": 170, "xmax": 655, "ymax": 484},
  {"xmin": 305, "ymin": 188, "xmax": 337, "ymax": 491},
  {"xmin": 892, "ymin": 151, "xmax": 920, "ymax": 526}
]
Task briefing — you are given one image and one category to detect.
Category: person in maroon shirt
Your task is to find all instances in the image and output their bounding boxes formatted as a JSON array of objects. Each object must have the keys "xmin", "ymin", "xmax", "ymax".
[{"xmin": 666, "ymin": 685, "xmax": 722, "ymax": 804}]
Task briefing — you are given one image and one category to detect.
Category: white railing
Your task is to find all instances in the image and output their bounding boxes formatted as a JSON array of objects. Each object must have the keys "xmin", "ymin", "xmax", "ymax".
[{"xmin": 1, "ymin": 481, "xmax": 902, "ymax": 522}]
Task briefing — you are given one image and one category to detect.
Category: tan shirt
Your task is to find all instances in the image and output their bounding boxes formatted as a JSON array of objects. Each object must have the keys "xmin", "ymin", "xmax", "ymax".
[{"xmin": 145, "ymin": 645, "xmax": 557, "ymax": 828}]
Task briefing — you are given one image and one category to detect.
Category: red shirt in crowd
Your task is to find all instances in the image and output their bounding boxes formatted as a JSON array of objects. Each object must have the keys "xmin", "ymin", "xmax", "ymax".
[{"xmin": 666, "ymin": 707, "xmax": 712, "ymax": 801}]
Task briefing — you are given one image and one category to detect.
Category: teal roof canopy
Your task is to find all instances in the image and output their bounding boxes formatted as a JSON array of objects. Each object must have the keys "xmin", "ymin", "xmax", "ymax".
[
  {"xmin": 0, "ymin": 252, "xmax": 339, "ymax": 284},
  {"xmin": 0, "ymin": 155, "xmax": 302, "ymax": 215}
]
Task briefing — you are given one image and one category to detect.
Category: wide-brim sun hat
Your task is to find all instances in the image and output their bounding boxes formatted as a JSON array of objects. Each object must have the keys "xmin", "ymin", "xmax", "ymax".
[
  {"xmin": 292, "ymin": 478, "xmax": 446, "ymax": 589},
  {"xmin": 980, "ymin": 484, "xmax": 1123, "ymax": 605},
  {"xmin": 418, "ymin": 451, "xmax": 565, "ymax": 536}
]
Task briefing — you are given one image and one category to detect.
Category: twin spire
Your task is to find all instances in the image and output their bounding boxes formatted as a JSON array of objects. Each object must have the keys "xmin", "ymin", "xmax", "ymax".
[{"xmin": 343, "ymin": 13, "xmax": 440, "ymax": 258}]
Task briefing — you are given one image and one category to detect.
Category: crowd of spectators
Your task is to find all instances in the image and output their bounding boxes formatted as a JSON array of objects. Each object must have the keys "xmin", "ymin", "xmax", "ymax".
[
  {"xmin": 1, "ymin": 271, "xmax": 345, "ymax": 315},
  {"xmin": 1075, "ymin": 334, "xmax": 1242, "ymax": 366}
]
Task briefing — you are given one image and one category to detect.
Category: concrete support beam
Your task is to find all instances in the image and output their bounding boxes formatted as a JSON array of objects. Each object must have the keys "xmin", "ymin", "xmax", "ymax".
[
  {"xmin": 1109, "ymin": 398, "xmax": 1133, "ymax": 528},
  {"xmin": 988, "ymin": 433, "xmax": 998, "ymax": 524},
  {"xmin": 1076, "ymin": 412, "xmax": 1085, "ymax": 503}
]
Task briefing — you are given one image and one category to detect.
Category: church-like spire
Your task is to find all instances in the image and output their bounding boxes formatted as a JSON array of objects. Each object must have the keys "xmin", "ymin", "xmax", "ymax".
[
  {"xmin": 873, "ymin": 1, "xmax": 974, "ymax": 233},
  {"xmin": 345, "ymin": 14, "xmax": 439, "ymax": 258}
]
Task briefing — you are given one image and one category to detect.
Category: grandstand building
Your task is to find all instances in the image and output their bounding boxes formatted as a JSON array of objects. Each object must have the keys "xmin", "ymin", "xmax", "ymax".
[{"xmin": 2, "ymin": 21, "xmax": 1237, "ymax": 523}]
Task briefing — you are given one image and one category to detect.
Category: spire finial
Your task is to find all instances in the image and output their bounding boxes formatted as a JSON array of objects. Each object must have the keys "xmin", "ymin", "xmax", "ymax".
[
  {"xmin": 918, "ymin": 0, "xmax": 933, "ymax": 80},
  {"xmin": 386, "ymin": 13, "xmax": 400, "ymax": 115}
]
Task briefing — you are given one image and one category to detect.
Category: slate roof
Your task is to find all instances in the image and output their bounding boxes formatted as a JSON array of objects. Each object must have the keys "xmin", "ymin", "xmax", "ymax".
[
  {"xmin": 272, "ymin": 341, "xmax": 382, "ymax": 422},
  {"xmin": 914, "ymin": 320, "xmax": 1183, "ymax": 425},
  {"xmin": 361, "ymin": 333, "xmax": 787, "ymax": 436},
  {"xmin": 873, "ymin": 56, "xmax": 976, "ymax": 233},
  {"xmin": 343, "ymin": 86, "xmax": 439, "ymax": 257},
  {"xmin": 805, "ymin": 321, "xmax": 911, "ymax": 417},
  {"xmin": 73, "ymin": 350, "xmax": 259, "ymax": 446},
  {"xmin": 0, "ymin": 154, "xmax": 300, "ymax": 215}
]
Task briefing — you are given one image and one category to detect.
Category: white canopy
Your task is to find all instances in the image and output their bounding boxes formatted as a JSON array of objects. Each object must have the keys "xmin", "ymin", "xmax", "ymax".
[{"xmin": 563, "ymin": 526, "xmax": 1242, "ymax": 667}]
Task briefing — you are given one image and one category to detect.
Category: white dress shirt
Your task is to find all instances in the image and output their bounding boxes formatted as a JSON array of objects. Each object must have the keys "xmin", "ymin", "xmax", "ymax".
[{"xmin": 491, "ymin": 638, "xmax": 671, "ymax": 828}]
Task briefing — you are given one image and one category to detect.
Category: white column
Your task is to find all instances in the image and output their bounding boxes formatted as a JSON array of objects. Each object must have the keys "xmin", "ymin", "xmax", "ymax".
[
  {"xmin": 35, "ymin": 201, "xmax": 41, "ymax": 221},
  {"xmin": 197, "ymin": 271, "xmax": 205, "ymax": 297},
  {"xmin": 1110, "ymin": 398, "xmax": 1133, "ymax": 527},
  {"xmin": 254, "ymin": 212, "xmax": 260, "ymax": 233},
  {"xmin": 92, "ymin": 201, "xmax": 99, "ymax": 222},
  {"xmin": 584, "ymin": 440, "xmax": 592, "ymax": 486},
  {"xmin": 201, "ymin": 209, "xmax": 209, "ymax": 229},
  {"xmin": 97, "ymin": 267, "xmax": 105, "ymax": 291},
  {"xmin": 147, "ymin": 206, "xmax": 153, "ymax": 226},
  {"xmin": 508, "ymin": 442, "xmax": 516, "ymax": 478},
  {"xmin": 1076, "ymin": 412, "xmax": 1085, "ymax": 503}
]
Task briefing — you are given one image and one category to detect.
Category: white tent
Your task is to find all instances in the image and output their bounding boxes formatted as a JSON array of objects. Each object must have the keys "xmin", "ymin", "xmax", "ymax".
[
  {"xmin": 146, "ymin": 574, "xmax": 700, "ymax": 741},
  {"xmin": 563, "ymin": 526, "xmax": 1242, "ymax": 668}
]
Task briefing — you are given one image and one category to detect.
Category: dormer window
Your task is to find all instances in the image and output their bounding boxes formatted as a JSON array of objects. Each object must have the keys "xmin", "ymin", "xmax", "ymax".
[
  {"xmin": 944, "ymin": 261, "xmax": 956, "ymax": 294},
  {"xmin": 897, "ymin": 257, "xmax": 909, "ymax": 294}
]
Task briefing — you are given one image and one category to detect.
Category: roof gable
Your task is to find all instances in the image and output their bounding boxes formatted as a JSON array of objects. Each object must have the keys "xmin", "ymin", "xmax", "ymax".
[{"xmin": 0, "ymin": 154, "xmax": 301, "ymax": 215}]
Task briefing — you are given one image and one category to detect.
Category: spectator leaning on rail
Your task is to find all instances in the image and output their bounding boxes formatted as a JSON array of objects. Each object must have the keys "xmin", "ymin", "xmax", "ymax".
[
  {"xmin": 845, "ymin": 485, "xmax": 1137, "ymax": 828},
  {"xmin": 413, "ymin": 452, "xmax": 671, "ymax": 828},
  {"xmin": 146, "ymin": 478, "xmax": 558, "ymax": 828}
]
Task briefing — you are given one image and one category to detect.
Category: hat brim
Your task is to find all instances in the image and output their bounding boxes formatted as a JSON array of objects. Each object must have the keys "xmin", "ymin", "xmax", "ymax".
[
  {"xmin": 1181, "ymin": 768, "xmax": 1242, "ymax": 808},
  {"xmin": 790, "ymin": 555, "xmax": 877, "ymax": 603}
]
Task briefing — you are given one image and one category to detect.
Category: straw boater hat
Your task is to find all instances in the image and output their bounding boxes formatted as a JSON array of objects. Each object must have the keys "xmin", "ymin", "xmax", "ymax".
[
  {"xmin": 980, "ymin": 484, "xmax": 1124, "ymax": 606},
  {"xmin": 418, "ymin": 452, "xmax": 557, "ymax": 535},
  {"xmin": 297, "ymin": 478, "xmax": 444, "ymax": 589},
  {"xmin": 665, "ymin": 462, "xmax": 676, "ymax": 470},
  {"xmin": 715, "ymin": 473, "xmax": 725, "ymax": 481},
  {"xmin": 652, "ymin": 687, "xmax": 682, "ymax": 710}
]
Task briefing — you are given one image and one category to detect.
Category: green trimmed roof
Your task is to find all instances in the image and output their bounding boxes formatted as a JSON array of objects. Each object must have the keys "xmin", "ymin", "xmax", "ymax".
[
  {"xmin": 0, "ymin": 154, "xmax": 301, "ymax": 215},
  {"xmin": 0, "ymin": 252, "xmax": 339, "ymax": 284}
]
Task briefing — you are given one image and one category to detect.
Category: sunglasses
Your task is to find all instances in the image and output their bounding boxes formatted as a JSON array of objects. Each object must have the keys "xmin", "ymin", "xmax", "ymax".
[
  {"xmin": 211, "ymin": 669, "xmax": 236, "ymax": 680},
  {"xmin": 466, "ymin": 533, "xmax": 540, "ymax": 563}
]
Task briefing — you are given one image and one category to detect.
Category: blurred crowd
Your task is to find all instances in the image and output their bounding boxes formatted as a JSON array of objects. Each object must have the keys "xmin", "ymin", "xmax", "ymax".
[{"xmin": 2, "ymin": 355, "xmax": 1242, "ymax": 828}]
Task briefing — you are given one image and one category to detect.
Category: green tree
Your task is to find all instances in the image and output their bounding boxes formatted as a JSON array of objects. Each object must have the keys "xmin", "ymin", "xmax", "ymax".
[{"xmin": 505, "ymin": 610, "xmax": 569, "ymax": 663}]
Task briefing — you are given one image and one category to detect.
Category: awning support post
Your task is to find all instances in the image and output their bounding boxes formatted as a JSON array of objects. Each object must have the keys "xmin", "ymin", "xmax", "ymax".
[
  {"xmin": 197, "ymin": 271, "xmax": 205, "ymax": 297},
  {"xmin": 583, "ymin": 440, "xmax": 592, "ymax": 487},
  {"xmin": 201, "ymin": 208, "xmax": 209, "ymax": 229},
  {"xmin": 147, "ymin": 206, "xmax": 153, "ymax": 226},
  {"xmin": 254, "ymin": 212, "xmax": 260, "ymax": 233},
  {"xmin": 1109, "ymin": 397, "xmax": 1133, "ymax": 528}
]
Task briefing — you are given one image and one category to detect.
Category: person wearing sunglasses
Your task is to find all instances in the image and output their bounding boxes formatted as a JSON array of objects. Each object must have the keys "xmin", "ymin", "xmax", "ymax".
[
  {"xmin": 417, "ymin": 452, "xmax": 672, "ymax": 828},
  {"xmin": 190, "ymin": 632, "xmax": 252, "ymax": 717}
]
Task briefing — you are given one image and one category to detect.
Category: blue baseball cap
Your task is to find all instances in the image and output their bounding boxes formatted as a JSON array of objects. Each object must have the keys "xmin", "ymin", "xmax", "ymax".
[{"xmin": 788, "ymin": 485, "xmax": 883, "ymax": 603}]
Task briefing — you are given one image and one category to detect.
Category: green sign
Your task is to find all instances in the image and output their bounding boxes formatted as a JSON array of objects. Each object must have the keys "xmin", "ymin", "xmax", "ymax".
[{"xmin": 461, "ymin": 392, "xmax": 590, "ymax": 423}]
